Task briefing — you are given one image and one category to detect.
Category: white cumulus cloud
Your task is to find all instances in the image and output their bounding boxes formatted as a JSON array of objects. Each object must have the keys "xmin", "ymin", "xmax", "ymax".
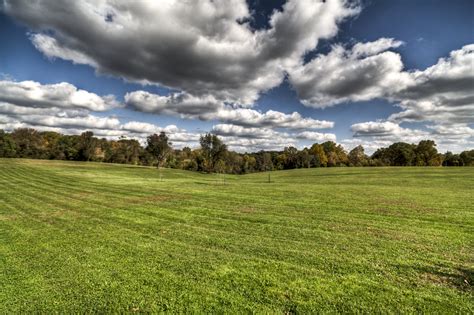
[
  {"xmin": 2, "ymin": 0, "xmax": 358, "ymax": 105},
  {"xmin": 126, "ymin": 90, "xmax": 334, "ymax": 130},
  {"xmin": 0, "ymin": 80, "xmax": 119, "ymax": 111},
  {"xmin": 288, "ymin": 38, "xmax": 408, "ymax": 107}
]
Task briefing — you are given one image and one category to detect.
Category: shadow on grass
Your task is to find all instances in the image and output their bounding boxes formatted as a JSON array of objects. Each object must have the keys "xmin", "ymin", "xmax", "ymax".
[{"xmin": 402, "ymin": 264, "xmax": 473, "ymax": 291}]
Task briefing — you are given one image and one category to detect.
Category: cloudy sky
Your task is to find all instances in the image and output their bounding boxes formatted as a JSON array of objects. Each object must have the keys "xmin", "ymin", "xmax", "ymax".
[{"xmin": 0, "ymin": 0, "xmax": 473, "ymax": 153}]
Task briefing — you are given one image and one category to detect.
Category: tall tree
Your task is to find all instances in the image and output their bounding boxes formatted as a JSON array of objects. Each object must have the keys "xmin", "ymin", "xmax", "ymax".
[
  {"xmin": 283, "ymin": 146, "xmax": 298, "ymax": 169},
  {"xmin": 77, "ymin": 131, "xmax": 98, "ymax": 161},
  {"xmin": 415, "ymin": 140, "xmax": 440, "ymax": 166},
  {"xmin": 1, "ymin": 127, "xmax": 470, "ymax": 173},
  {"xmin": 319, "ymin": 141, "xmax": 349, "ymax": 166},
  {"xmin": 297, "ymin": 148, "xmax": 312, "ymax": 168},
  {"xmin": 57, "ymin": 135, "xmax": 80, "ymax": 160},
  {"xmin": 242, "ymin": 154, "xmax": 256, "ymax": 173},
  {"xmin": 443, "ymin": 152, "xmax": 463, "ymax": 166},
  {"xmin": 146, "ymin": 132, "xmax": 172, "ymax": 168},
  {"xmin": 0, "ymin": 130, "xmax": 17, "ymax": 157},
  {"xmin": 310, "ymin": 143, "xmax": 328, "ymax": 167},
  {"xmin": 348, "ymin": 145, "xmax": 368, "ymax": 167},
  {"xmin": 199, "ymin": 133, "xmax": 227, "ymax": 173},
  {"xmin": 371, "ymin": 147, "xmax": 390, "ymax": 166},
  {"xmin": 460, "ymin": 150, "xmax": 474, "ymax": 166},
  {"xmin": 10, "ymin": 128, "xmax": 43, "ymax": 158},
  {"xmin": 40, "ymin": 131, "xmax": 63, "ymax": 160},
  {"xmin": 386, "ymin": 142, "xmax": 416, "ymax": 166}
]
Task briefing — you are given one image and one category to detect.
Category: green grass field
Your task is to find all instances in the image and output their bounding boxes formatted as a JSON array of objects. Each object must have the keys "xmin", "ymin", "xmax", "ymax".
[{"xmin": 0, "ymin": 159, "xmax": 472, "ymax": 313}]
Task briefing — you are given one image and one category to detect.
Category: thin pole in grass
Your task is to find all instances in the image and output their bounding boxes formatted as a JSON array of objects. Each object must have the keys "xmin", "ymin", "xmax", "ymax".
[{"xmin": 218, "ymin": 172, "xmax": 226, "ymax": 185}]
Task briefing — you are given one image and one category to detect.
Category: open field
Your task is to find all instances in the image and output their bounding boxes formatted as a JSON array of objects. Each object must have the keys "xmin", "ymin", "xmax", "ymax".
[{"xmin": 0, "ymin": 159, "xmax": 472, "ymax": 313}]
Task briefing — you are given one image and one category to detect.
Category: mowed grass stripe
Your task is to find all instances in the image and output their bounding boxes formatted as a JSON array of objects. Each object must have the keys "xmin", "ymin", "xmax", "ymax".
[
  {"xmin": 2, "ymin": 162, "xmax": 470, "ymax": 262},
  {"xmin": 0, "ymin": 159, "xmax": 472, "ymax": 313},
  {"xmin": 8, "ymin": 162, "xmax": 470, "ymax": 228},
  {"xmin": 2, "ymin": 162, "xmax": 378, "ymax": 238},
  {"xmin": 1, "ymin": 162, "xmax": 470, "ymax": 270},
  {"xmin": 3, "ymin": 169, "xmax": 381, "ymax": 275},
  {"xmin": 4, "ymin": 163, "xmax": 451, "ymax": 264},
  {"xmin": 3, "ymin": 164, "xmax": 156, "ymax": 198}
]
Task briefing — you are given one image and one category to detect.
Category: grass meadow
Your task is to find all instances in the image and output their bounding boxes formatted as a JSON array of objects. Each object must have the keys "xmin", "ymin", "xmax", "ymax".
[{"xmin": 0, "ymin": 159, "xmax": 472, "ymax": 313}]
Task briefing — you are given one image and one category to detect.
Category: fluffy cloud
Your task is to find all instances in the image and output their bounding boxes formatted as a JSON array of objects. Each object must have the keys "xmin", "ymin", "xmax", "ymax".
[
  {"xmin": 125, "ymin": 91, "xmax": 222, "ymax": 117},
  {"xmin": 17, "ymin": 114, "xmax": 121, "ymax": 130},
  {"xmin": 0, "ymin": 77, "xmax": 333, "ymax": 151},
  {"xmin": 389, "ymin": 44, "xmax": 474, "ymax": 125},
  {"xmin": 0, "ymin": 109, "xmax": 299, "ymax": 151},
  {"xmin": 126, "ymin": 90, "xmax": 334, "ymax": 130},
  {"xmin": 291, "ymin": 40, "xmax": 474, "ymax": 152},
  {"xmin": 290, "ymin": 41, "xmax": 473, "ymax": 124},
  {"xmin": 348, "ymin": 120, "xmax": 474, "ymax": 153},
  {"xmin": 351, "ymin": 121, "xmax": 428, "ymax": 139},
  {"xmin": 218, "ymin": 136, "xmax": 297, "ymax": 152},
  {"xmin": 0, "ymin": 81, "xmax": 196, "ymax": 145},
  {"xmin": 1, "ymin": 0, "xmax": 358, "ymax": 105},
  {"xmin": 288, "ymin": 38, "xmax": 408, "ymax": 107},
  {"xmin": 295, "ymin": 131, "xmax": 337, "ymax": 142},
  {"xmin": 288, "ymin": 40, "xmax": 473, "ymax": 127},
  {"xmin": 0, "ymin": 102, "xmax": 89, "ymax": 117},
  {"xmin": 212, "ymin": 124, "xmax": 285, "ymax": 139},
  {"xmin": 0, "ymin": 94, "xmax": 304, "ymax": 152},
  {"xmin": 0, "ymin": 112, "xmax": 198, "ymax": 145},
  {"xmin": 345, "ymin": 121, "xmax": 430, "ymax": 154},
  {"xmin": 214, "ymin": 108, "xmax": 334, "ymax": 130},
  {"xmin": 121, "ymin": 122, "xmax": 181, "ymax": 135},
  {"xmin": 211, "ymin": 124, "xmax": 337, "ymax": 152},
  {"xmin": 0, "ymin": 80, "xmax": 119, "ymax": 111},
  {"xmin": 428, "ymin": 124, "xmax": 474, "ymax": 137},
  {"xmin": 349, "ymin": 44, "xmax": 474, "ymax": 152},
  {"xmin": 2, "ymin": 0, "xmax": 471, "ymax": 152},
  {"xmin": 340, "ymin": 138, "xmax": 392, "ymax": 155}
]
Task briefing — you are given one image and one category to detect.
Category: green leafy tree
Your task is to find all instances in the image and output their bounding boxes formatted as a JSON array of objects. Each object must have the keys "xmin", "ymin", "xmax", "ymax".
[
  {"xmin": 0, "ymin": 130, "xmax": 17, "ymax": 157},
  {"xmin": 11, "ymin": 128, "xmax": 44, "ymax": 158},
  {"xmin": 371, "ymin": 147, "xmax": 390, "ymax": 166},
  {"xmin": 321, "ymin": 141, "xmax": 348, "ymax": 166},
  {"xmin": 1, "ymin": 126, "xmax": 470, "ymax": 173},
  {"xmin": 460, "ymin": 150, "xmax": 474, "ymax": 166},
  {"xmin": 283, "ymin": 146, "xmax": 298, "ymax": 169},
  {"xmin": 108, "ymin": 138, "xmax": 142, "ymax": 164},
  {"xmin": 39, "ymin": 131, "xmax": 63, "ymax": 159},
  {"xmin": 297, "ymin": 148, "xmax": 312, "ymax": 168},
  {"xmin": 57, "ymin": 135, "xmax": 80, "ymax": 160},
  {"xmin": 146, "ymin": 132, "xmax": 172, "ymax": 168},
  {"xmin": 348, "ymin": 145, "xmax": 368, "ymax": 166},
  {"xmin": 199, "ymin": 133, "xmax": 227, "ymax": 173},
  {"xmin": 242, "ymin": 154, "xmax": 256, "ymax": 173},
  {"xmin": 77, "ymin": 131, "xmax": 98, "ymax": 161},
  {"xmin": 443, "ymin": 152, "xmax": 463, "ymax": 166},
  {"xmin": 310, "ymin": 143, "xmax": 327, "ymax": 167},
  {"xmin": 415, "ymin": 140, "xmax": 440, "ymax": 166},
  {"xmin": 261, "ymin": 152, "xmax": 274, "ymax": 171},
  {"xmin": 386, "ymin": 142, "xmax": 416, "ymax": 166},
  {"xmin": 335, "ymin": 144, "xmax": 349, "ymax": 166}
]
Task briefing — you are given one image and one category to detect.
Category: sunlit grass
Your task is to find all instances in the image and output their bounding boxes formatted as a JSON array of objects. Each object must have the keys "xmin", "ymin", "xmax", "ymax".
[{"xmin": 0, "ymin": 159, "xmax": 472, "ymax": 312}]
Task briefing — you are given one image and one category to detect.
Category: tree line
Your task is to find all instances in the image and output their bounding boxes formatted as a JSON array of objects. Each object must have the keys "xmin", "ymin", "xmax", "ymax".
[{"xmin": 0, "ymin": 128, "xmax": 473, "ymax": 173}]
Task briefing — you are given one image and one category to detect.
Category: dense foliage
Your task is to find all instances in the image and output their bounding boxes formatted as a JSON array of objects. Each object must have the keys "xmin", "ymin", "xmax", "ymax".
[{"xmin": 1, "ymin": 128, "xmax": 473, "ymax": 173}]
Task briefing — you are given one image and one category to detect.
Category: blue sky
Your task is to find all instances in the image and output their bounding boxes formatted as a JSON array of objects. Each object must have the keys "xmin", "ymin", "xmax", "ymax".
[{"xmin": 0, "ymin": 0, "xmax": 473, "ymax": 152}]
